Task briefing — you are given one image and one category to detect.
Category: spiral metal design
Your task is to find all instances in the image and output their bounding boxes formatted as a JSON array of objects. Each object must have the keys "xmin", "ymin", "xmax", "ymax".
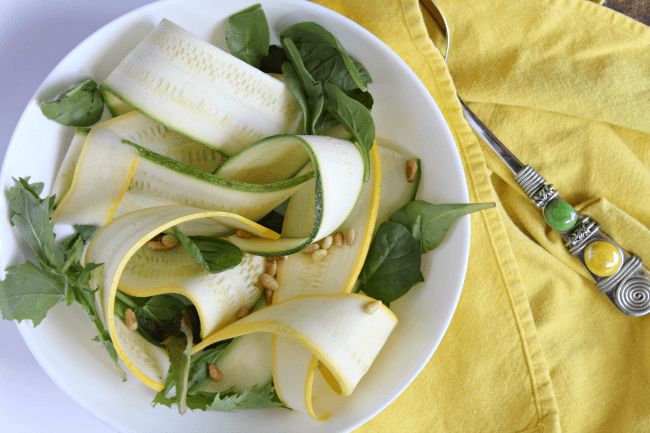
[
  {"xmin": 514, "ymin": 166, "xmax": 548, "ymax": 200},
  {"xmin": 616, "ymin": 277, "xmax": 650, "ymax": 316}
]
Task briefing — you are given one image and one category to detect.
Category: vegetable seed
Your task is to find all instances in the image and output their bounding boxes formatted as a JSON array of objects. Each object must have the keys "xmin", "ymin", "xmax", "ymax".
[
  {"xmin": 405, "ymin": 159, "xmax": 418, "ymax": 183},
  {"xmin": 320, "ymin": 235, "xmax": 333, "ymax": 250},
  {"xmin": 302, "ymin": 243, "xmax": 320, "ymax": 254},
  {"xmin": 125, "ymin": 308, "xmax": 139, "ymax": 330},
  {"xmin": 311, "ymin": 249, "xmax": 327, "ymax": 262},
  {"xmin": 364, "ymin": 300, "xmax": 382, "ymax": 315},
  {"xmin": 334, "ymin": 231, "xmax": 344, "ymax": 248},
  {"xmin": 346, "ymin": 228, "xmax": 356, "ymax": 246},
  {"xmin": 266, "ymin": 261, "xmax": 277, "ymax": 277},
  {"xmin": 261, "ymin": 273, "xmax": 279, "ymax": 291},
  {"xmin": 236, "ymin": 229, "xmax": 254, "ymax": 239},
  {"xmin": 208, "ymin": 364, "xmax": 224, "ymax": 382}
]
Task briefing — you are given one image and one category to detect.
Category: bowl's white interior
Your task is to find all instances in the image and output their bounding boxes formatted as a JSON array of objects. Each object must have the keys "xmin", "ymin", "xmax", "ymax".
[{"xmin": 0, "ymin": 1, "xmax": 469, "ymax": 432}]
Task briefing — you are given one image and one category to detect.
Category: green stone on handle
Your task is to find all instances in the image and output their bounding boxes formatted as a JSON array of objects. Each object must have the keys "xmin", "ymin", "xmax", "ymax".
[{"xmin": 543, "ymin": 199, "xmax": 577, "ymax": 232}]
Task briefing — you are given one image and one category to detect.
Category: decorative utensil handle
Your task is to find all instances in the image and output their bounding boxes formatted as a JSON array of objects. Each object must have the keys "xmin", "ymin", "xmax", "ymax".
[
  {"xmin": 461, "ymin": 100, "xmax": 650, "ymax": 316},
  {"xmin": 515, "ymin": 166, "xmax": 650, "ymax": 316}
]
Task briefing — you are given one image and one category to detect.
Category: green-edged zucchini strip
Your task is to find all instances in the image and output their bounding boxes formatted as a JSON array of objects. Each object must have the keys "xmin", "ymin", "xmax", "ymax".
[
  {"xmin": 223, "ymin": 135, "xmax": 365, "ymax": 255},
  {"xmin": 272, "ymin": 145, "xmax": 420, "ymax": 419},
  {"xmin": 52, "ymin": 113, "xmax": 314, "ymax": 237},
  {"xmin": 100, "ymin": 19, "xmax": 303, "ymax": 156}
]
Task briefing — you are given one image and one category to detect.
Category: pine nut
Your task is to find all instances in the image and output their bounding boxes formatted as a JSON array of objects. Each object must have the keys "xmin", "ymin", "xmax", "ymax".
[
  {"xmin": 302, "ymin": 243, "xmax": 320, "ymax": 254},
  {"xmin": 243, "ymin": 252, "xmax": 254, "ymax": 258},
  {"xmin": 320, "ymin": 235, "xmax": 333, "ymax": 250},
  {"xmin": 345, "ymin": 228, "xmax": 356, "ymax": 246},
  {"xmin": 236, "ymin": 229, "xmax": 254, "ymax": 239},
  {"xmin": 266, "ymin": 288, "xmax": 274, "ymax": 306},
  {"xmin": 266, "ymin": 261, "xmax": 277, "ymax": 277},
  {"xmin": 364, "ymin": 300, "xmax": 382, "ymax": 315},
  {"xmin": 405, "ymin": 159, "xmax": 418, "ymax": 183},
  {"xmin": 125, "ymin": 308, "xmax": 138, "ymax": 331},
  {"xmin": 236, "ymin": 307, "xmax": 249, "ymax": 319},
  {"xmin": 161, "ymin": 234, "xmax": 179, "ymax": 248},
  {"xmin": 311, "ymin": 249, "xmax": 327, "ymax": 262},
  {"xmin": 209, "ymin": 364, "xmax": 224, "ymax": 382},
  {"xmin": 276, "ymin": 255, "xmax": 288, "ymax": 264},
  {"xmin": 334, "ymin": 231, "xmax": 344, "ymax": 248},
  {"xmin": 261, "ymin": 274, "xmax": 279, "ymax": 291}
]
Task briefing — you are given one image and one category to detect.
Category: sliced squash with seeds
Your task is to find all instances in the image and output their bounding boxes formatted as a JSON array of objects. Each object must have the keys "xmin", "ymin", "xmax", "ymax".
[{"xmin": 100, "ymin": 19, "xmax": 303, "ymax": 156}]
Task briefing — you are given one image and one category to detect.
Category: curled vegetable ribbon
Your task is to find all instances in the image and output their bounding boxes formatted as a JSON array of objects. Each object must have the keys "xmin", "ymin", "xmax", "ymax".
[{"xmin": 84, "ymin": 145, "xmax": 398, "ymax": 418}]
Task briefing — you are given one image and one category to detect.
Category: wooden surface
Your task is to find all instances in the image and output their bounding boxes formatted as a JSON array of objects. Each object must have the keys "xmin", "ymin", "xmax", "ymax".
[{"xmin": 605, "ymin": 0, "xmax": 650, "ymax": 25}]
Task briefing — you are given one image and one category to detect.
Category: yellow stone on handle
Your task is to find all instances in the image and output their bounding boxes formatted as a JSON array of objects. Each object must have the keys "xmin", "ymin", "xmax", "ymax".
[{"xmin": 584, "ymin": 240, "xmax": 622, "ymax": 277}]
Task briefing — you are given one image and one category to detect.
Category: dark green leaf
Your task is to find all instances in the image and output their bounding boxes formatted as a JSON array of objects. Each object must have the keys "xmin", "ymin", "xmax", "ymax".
[
  {"xmin": 322, "ymin": 83, "xmax": 374, "ymax": 181},
  {"xmin": 281, "ymin": 62, "xmax": 311, "ymax": 134},
  {"xmin": 358, "ymin": 222, "xmax": 421, "ymax": 304},
  {"xmin": 7, "ymin": 178, "xmax": 57, "ymax": 268},
  {"xmin": 40, "ymin": 79, "xmax": 104, "ymax": 127},
  {"xmin": 171, "ymin": 226, "xmax": 243, "ymax": 274},
  {"xmin": 280, "ymin": 22, "xmax": 369, "ymax": 91},
  {"xmin": 187, "ymin": 340, "xmax": 235, "ymax": 395},
  {"xmin": 225, "ymin": 4, "xmax": 270, "ymax": 69},
  {"xmin": 153, "ymin": 310, "xmax": 194, "ymax": 414},
  {"xmin": 260, "ymin": 45, "xmax": 288, "ymax": 74},
  {"xmin": 390, "ymin": 201, "xmax": 496, "ymax": 254},
  {"xmin": 205, "ymin": 380, "xmax": 285, "ymax": 412},
  {"xmin": 0, "ymin": 261, "xmax": 66, "ymax": 325}
]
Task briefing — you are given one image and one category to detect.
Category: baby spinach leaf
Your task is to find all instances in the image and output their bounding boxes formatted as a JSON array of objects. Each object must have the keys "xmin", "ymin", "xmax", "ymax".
[
  {"xmin": 358, "ymin": 222, "xmax": 421, "ymax": 304},
  {"xmin": 170, "ymin": 227, "xmax": 243, "ymax": 274},
  {"xmin": 225, "ymin": 4, "xmax": 270, "ymax": 69},
  {"xmin": 281, "ymin": 62, "xmax": 311, "ymax": 134},
  {"xmin": 40, "ymin": 79, "xmax": 104, "ymax": 127},
  {"xmin": 280, "ymin": 22, "xmax": 370, "ymax": 91},
  {"xmin": 323, "ymin": 83, "xmax": 374, "ymax": 181},
  {"xmin": 260, "ymin": 45, "xmax": 288, "ymax": 74},
  {"xmin": 390, "ymin": 201, "xmax": 496, "ymax": 254}
]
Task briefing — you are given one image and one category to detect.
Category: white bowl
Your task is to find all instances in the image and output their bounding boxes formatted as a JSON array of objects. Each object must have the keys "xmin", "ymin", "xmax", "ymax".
[{"xmin": 0, "ymin": 0, "xmax": 469, "ymax": 431}]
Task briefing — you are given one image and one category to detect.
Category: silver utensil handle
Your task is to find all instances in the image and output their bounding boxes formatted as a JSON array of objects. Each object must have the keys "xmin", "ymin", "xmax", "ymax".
[{"xmin": 461, "ymin": 98, "xmax": 650, "ymax": 316}]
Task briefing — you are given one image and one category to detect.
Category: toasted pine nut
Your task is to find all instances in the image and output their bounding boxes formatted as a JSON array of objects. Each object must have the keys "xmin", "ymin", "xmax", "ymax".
[
  {"xmin": 320, "ymin": 235, "xmax": 333, "ymax": 250},
  {"xmin": 209, "ymin": 364, "xmax": 224, "ymax": 382},
  {"xmin": 125, "ymin": 308, "xmax": 138, "ymax": 331},
  {"xmin": 261, "ymin": 274, "xmax": 279, "ymax": 291},
  {"xmin": 345, "ymin": 228, "xmax": 356, "ymax": 246},
  {"xmin": 243, "ymin": 252, "xmax": 254, "ymax": 258},
  {"xmin": 236, "ymin": 307, "xmax": 249, "ymax": 319},
  {"xmin": 276, "ymin": 255, "xmax": 288, "ymax": 264},
  {"xmin": 405, "ymin": 159, "xmax": 418, "ymax": 183},
  {"xmin": 311, "ymin": 249, "xmax": 327, "ymax": 262},
  {"xmin": 236, "ymin": 229, "xmax": 254, "ymax": 239},
  {"xmin": 266, "ymin": 289, "xmax": 274, "ymax": 306},
  {"xmin": 364, "ymin": 300, "xmax": 382, "ymax": 315},
  {"xmin": 302, "ymin": 243, "xmax": 320, "ymax": 254},
  {"xmin": 266, "ymin": 261, "xmax": 277, "ymax": 277},
  {"xmin": 334, "ymin": 231, "xmax": 344, "ymax": 248},
  {"xmin": 161, "ymin": 234, "xmax": 179, "ymax": 248}
]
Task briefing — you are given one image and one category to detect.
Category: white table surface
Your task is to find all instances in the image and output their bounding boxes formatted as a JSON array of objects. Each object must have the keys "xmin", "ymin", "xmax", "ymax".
[{"xmin": 0, "ymin": 2, "xmax": 152, "ymax": 432}]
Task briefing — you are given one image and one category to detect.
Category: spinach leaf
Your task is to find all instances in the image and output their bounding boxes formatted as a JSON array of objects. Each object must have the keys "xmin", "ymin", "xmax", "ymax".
[
  {"xmin": 40, "ymin": 79, "xmax": 104, "ymax": 127},
  {"xmin": 323, "ymin": 83, "xmax": 374, "ymax": 181},
  {"xmin": 0, "ymin": 178, "xmax": 125, "ymax": 379},
  {"xmin": 260, "ymin": 45, "xmax": 288, "ymax": 74},
  {"xmin": 225, "ymin": 4, "xmax": 270, "ymax": 69},
  {"xmin": 358, "ymin": 222, "xmax": 421, "ymax": 304},
  {"xmin": 280, "ymin": 22, "xmax": 370, "ymax": 91},
  {"xmin": 281, "ymin": 62, "xmax": 311, "ymax": 134},
  {"xmin": 170, "ymin": 226, "xmax": 243, "ymax": 274},
  {"xmin": 390, "ymin": 201, "xmax": 496, "ymax": 254}
]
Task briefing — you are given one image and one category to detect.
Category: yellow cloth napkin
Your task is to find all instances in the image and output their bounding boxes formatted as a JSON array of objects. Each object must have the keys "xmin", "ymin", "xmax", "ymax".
[{"xmin": 312, "ymin": 0, "xmax": 650, "ymax": 431}]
